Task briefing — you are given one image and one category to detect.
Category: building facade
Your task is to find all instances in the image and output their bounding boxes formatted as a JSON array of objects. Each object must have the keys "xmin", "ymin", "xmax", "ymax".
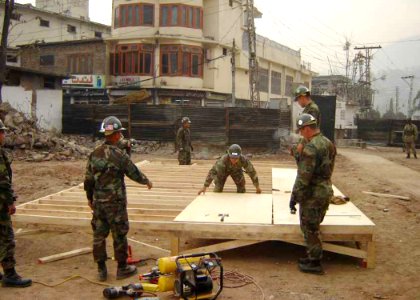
[
  {"xmin": 108, "ymin": 0, "xmax": 313, "ymax": 107},
  {"xmin": 19, "ymin": 39, "xmax": 108, "ymax": 104},
  {"xmin": 0, "ymin": 1, "xmax": 110, "ymax": 50}
]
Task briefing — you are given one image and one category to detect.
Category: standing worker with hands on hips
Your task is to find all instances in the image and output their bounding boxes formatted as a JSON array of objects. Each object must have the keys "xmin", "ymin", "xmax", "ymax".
[
  {"xmin": 176, "ymin": 117, "xmax": 193, "ymax": 165},
  {"xmin": 198, "ymin": 144, "xmax": 261, "ymax": 195},
  {"xmin": 289, "ymin": 114, "xmax": 336, "ymax": 275},
  {"xmin": 84, "ymin": 116, "xmax": 153, "ymax": 282},
  {"xmin": 0, "ymin": 120, "xmax": 32, "ymax": 287}
]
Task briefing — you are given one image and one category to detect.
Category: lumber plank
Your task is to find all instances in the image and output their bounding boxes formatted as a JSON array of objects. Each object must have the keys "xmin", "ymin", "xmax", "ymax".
[
  {"xmin": 38, "ymin": 247, "xmax": 92, "ymax": 264},
  {"xmin": 362, "ymin": 191, "xmax": 410, "ymax": 201},
  {"xmin": 181, "ymin": 240, "xmax": 264, "ymax": 254}
]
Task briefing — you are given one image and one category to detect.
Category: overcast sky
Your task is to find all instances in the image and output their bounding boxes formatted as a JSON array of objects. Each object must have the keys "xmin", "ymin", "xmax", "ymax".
[{"xmin": 16, "ymin": 0, "xmax": 420, "ymax": 113}]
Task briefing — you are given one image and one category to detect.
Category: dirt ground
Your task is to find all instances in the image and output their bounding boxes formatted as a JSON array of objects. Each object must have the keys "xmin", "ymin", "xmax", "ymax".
[{"xmin": 2, "ymin": 146, "xmax": 420, "ymax": 300}]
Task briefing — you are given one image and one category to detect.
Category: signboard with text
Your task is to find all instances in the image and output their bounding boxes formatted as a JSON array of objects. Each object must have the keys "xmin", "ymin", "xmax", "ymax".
[{"xmin": 63, "ymin": 75, "xmax": 105, "ymax": 88}]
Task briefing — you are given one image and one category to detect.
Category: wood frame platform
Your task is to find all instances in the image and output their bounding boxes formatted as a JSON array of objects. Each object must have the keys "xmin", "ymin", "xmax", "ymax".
[{"xmin": 14, "ymin": 160, "xmax": 376, "ymax": 268}]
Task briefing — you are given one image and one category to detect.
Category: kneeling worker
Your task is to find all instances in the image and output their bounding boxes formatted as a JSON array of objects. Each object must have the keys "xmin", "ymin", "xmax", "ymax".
[
  {"xmin": 84, "ymin": 116, "xmax": 153, "ymax": 282},
  {"xmin": 198, "ymin": 144, "xmax": 261, "ymax": 195},
  {"xmin": 290, "ymin": 114, "xmax": 336, "ymax": 275}
]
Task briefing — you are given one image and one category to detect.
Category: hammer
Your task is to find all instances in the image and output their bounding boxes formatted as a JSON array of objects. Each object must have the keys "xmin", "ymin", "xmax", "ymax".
[{"xmin": 218, "ymin": 213, "xmax": 229, "ymax": 222}]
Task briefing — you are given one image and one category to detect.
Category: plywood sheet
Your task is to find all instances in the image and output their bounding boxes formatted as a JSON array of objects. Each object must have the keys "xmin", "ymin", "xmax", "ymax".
[
  {"xmin": 272, "ymin": 168, "xmax": 375, "ymax": 227},
  {"xmin": 174, "ymin": 193, "xmax": 273, "ymax": 224}
]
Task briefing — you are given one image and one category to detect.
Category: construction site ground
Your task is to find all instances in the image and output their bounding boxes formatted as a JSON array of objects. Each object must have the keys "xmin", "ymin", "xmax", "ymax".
[{"xmin": 3, "ymin": 146, "xmax": 420, "ymax": 300}]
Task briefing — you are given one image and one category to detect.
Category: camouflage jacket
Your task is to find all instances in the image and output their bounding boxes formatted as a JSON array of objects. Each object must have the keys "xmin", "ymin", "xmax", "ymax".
[
  {"xmin": 0, "ymin": 147, "xmax": 15, "ymax": 223},
  {"xmin": 403, "ymin": 123, "xmax": 418, "ymax": 139},
  {"xmin": 176, "ymin": 127, "xmax": 192, "ymax": 152},
  {"xmin": 117, "ymin": 136, "xmax": 132, "ymax": 157},
  {"xmin": 292, "ymin": 101, "xmax": 322, "ymax": 163},
  {"xmin": 292, "ymin": 133, "xmax": 336, "ymax": 204},
  {"xmin": 84, "ymin": 142, "xmax": 150, "ymax": 203},
  {"xmin": 204, "ymin": 154, "xmax": 259, "ymax": 187},
  {"xmin": 303, "ymin": 101, "xmax": 321, "ymax": 128}
]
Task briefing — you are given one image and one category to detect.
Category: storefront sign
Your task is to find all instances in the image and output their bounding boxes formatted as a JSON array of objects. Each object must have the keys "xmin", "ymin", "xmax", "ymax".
[
  {"xmin": 112, "ymin": 76, "xmax": 141, "ymax": 88},
  {"xmin": 63, "ymin": 75, "xmax": 105, "ymax": 88}
]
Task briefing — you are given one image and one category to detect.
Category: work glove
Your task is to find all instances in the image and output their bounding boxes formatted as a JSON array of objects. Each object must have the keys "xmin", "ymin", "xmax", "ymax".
[{"xmin": 289, "ymin": 194, "xmax": 297, "ymax": 214}]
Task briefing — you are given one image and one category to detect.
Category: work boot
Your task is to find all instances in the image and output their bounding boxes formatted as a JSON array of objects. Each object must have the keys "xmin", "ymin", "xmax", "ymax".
[
  {"xmin": 298, "ymin": 259, "xmax": 324, "ymax": 275},
  {"xmin": 2, "ymin": 268, "xmax": 32, "ymax": 288},
  {"xmin": 298, "ymin": 257, "xmax": 311, "ymax": 264},
  {"xmin": 415, "ymin": 153, "xmax": 417, "ymax": 159},
  {"xmin": 97, "ymin": 261, "xmax": 107, "ymax": 282},
  {"xmin": 407, "ymin": 154, "xmax": 410, "ymax": 159},
  {"xmin": 116, "ymin": 263, "xmax": 137, "ymax": 280}
]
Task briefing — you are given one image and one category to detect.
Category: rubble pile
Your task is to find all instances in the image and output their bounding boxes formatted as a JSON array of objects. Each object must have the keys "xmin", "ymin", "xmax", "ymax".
[{"xmin": 0, "ymin": 103, "xmax": 94, "ymax": 161}]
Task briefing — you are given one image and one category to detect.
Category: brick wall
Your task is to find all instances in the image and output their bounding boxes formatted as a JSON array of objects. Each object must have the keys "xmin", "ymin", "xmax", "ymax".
[{"xmin": 20, "ymin": 40, "xmax": 106, "ymax": 75}]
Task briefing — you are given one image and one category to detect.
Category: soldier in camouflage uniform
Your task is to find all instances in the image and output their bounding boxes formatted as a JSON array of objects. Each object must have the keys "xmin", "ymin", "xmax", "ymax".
[
  {"xmin": 0, "ymin": 120, "xmax": 32, "ymax": 288},
  {"xmin": 198, "ymin": 144, "xmax": 262, "ymax": 194},
  {"xmin": 403, "ymin": 118, "xmax": 418, "ymax": 159},
  {"xmin": 176, "ymin": 117, "xmax": 193, "ymax": 165},
  {"xmin": 85, "ymin": 116, "xmax": 153, "ymax": 282},
  {"xmin": 289, "ymin": 114, "xmax": 336, "ymax": 275},
  {"xmin": 291, "ymin": 86, "xmax": 321, "ymax": 162}
]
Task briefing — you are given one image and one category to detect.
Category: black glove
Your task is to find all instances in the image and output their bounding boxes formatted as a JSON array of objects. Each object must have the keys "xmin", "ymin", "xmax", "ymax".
[{"xmin": 289, "ymin": 194, "xmax": 297, "ymax": 214}]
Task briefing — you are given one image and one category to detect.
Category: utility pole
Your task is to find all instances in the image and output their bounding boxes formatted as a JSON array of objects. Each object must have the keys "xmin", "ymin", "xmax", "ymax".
[
  {"xmin": 0, "ymin": 0, "xmax": 15, "ymax": 103},
  {"xmin": 231, "ymin": 39, "xmax": 236, "ymax": 107},
  {"xmin": 401, "ymin": 75, "xmax": 414, "ymax": 117},
  {"xmin": 354, "ymin": 45, "xmax": 382, "ymax": 112},
  {"xmin": 245, "ymin": 0, "xmax": 260, "ymax": 108},
  {"xmin": 395, "ymin": 86, "xmax": 399, "ymax": 114}
]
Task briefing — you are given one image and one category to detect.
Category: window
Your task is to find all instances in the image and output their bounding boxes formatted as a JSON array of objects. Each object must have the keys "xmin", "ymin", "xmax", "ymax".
[
  {"xmin": 110, "ymin": 44, "xmax": 154, "ymax": 76},
  {"xmin": 286, "ymin": 75, "xmax": 294, "ymax": 97},
  {"xmin": 94, "ymin": 31, "xmax": 102, "ymax": 38},
  {"xmin": 6, "ymin": 55, "xmax": 18, "ymax": 63},
  {"xmin": 40, "ymin": 55, "xmax": 54, "ymax": 66},
  {"xmin": 258, "ymin": 68, "xmax": 269, "ymax": 93},
  {"xmin": 39, "ymin": 18, "xmax": 49, "ymax": 27},
  {"xmin": 67, "ymin": 54, "xmax": 93, "ymax": 74},
  {"xmin": 160, "ymin": 4, "xmax": 202, "ymax": 29},
  {"xmin": 67, "ymin": 24, "xmax": 76, "ymax": 33},
  {"xmin": 11, "ymin": 13, "xmax": 21, "ymax": 21},
  {"xmin": 160, "ymin": 45, "xmax": 203, "ymax": 77},
  {"xmin": 271, "ymin": 71, "xmax": 281, "ymax": 95},
  {"xmin": 114, "ymin": 3, "xmax": 154, "ymax": 28}
]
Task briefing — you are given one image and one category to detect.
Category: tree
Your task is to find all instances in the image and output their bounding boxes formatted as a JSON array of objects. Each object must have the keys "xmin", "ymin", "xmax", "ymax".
[{"xmin": 0, "ymin": 0, "xmax": 15, "ymax": 103}]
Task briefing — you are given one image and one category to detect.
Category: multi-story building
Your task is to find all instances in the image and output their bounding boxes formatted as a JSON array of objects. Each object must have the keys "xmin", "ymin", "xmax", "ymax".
[
  {"xmin": 108, "ymin": 0, "xmax": 313, "ymax": 107},
  {"xmin": 19, "ymin": 38, "xmax": 108, "ymax": 104},
  {"xmin": 0, "ymin": 0, "xmax": 110, "ymax": 58}
]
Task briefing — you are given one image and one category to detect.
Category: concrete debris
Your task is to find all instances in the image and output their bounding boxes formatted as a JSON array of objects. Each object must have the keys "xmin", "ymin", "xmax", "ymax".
[{"xmin": 0, "ymin": 103, "xmax": 93, "ymax": 161}]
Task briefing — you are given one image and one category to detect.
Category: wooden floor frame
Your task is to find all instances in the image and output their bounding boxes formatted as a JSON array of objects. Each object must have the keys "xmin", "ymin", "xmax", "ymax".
[{"xmin": 14, "ymin": 160, "xmax": 376, "ymax": 268}]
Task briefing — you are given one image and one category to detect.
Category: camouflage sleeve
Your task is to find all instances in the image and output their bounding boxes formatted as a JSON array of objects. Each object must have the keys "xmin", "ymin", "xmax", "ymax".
[
  {"xmin": 120, "ymin": 152, "xmax": 150, "ymax": 185},
  {"xmin": 83, "ymin": 156, "xmax": 94, "ymax": 201},
  {"xmin": 243, "ymin": 158, "xmax": 259, "ymax": 187},
  {"xmin": 0, "ymin": 156, "xmax": 15, "ymax": 206},
  {"xmin": 292, "ymin": 144, "xmax": 317, "ymax": 203},
  {"xmin": 176, "ymin": 128, "xmax": 183, "ymax": 150},
  {"xmin": 204, "ymin": 159, "xmax": 224, "ymax": 187},
  {"xmin": 415, "ymin": 125, "xmax": 418, "ymax": 141}
]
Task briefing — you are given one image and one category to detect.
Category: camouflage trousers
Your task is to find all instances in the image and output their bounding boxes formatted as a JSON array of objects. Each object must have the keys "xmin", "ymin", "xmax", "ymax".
[
  {"xmin": 213, "ymin": 171, "xmax": 246, "ymax": 193},
  {"xmin": 299, "ymin": 199, "xmax": 329, "ymax": 260},
  {"xmin": 0, "ymin": 221, "xmax": 16, "ymax": 270},
  {"xmin": 178, "ymin": 150, "xmax": 191, "ymax": 165},
  {"xmin": 404, "ymin": 137, "xmax": 417, "ymax": 156},
  {"xmin": 91, "ymin": 201, "xmax": 129, "ymax": 263}
]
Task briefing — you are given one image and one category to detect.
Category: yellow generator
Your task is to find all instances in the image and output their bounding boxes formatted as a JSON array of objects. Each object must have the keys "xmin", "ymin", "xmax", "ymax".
[{"xmin": 141, "ymin": 252, "xmax": 223, "ymax": 300}]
